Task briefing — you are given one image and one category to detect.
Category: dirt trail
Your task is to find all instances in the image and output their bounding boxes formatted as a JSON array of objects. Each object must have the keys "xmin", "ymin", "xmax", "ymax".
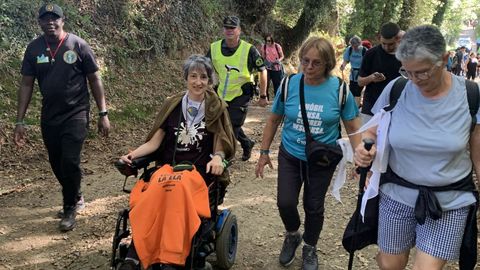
[{"xmin": 0, "ymin": 104, "xmax": 472, "ymax": 270}]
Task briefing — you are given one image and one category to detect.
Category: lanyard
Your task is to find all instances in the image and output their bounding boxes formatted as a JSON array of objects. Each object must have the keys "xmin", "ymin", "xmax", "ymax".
[{"xmin": 44, "ymin": 32, "xmax": 67, "ymax": 63}]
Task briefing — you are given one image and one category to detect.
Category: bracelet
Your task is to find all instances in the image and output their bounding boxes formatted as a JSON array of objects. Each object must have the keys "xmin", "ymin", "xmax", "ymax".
[
  {"xmin": 213, "ymin": 151, "xmax": 225, "ymax": 160},
  {"xmin": 260, "ymin": 149, "xmax": 270, "ymax": 155},
  {"xmin": 15, "ymin": 121, "xmax": 25, "ymax": 126},
  {"xmin": 222, "ymin": 159, "xmax": 229, "ymax": 168},
  {"xmin": 260, "ymin": 95, "xmax": 267, "ymax": 99},
  {"xmin": 98, "ymin": 111, "xmax": 108, "ymax": 117}
]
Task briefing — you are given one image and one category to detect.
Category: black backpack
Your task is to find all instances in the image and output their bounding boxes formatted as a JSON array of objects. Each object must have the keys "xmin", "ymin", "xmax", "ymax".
[{"xmin": 386, "ymin": 77, "xmax": 479, "ymax": 132}]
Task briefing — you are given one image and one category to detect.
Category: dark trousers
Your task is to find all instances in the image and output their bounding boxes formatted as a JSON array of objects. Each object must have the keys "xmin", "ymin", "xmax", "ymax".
[
  {"xmin": 267, "ymin": 69, "xmax": 283, "ymax": 100},
  {"xmin": 277, "ymin": 145, "xmax": 336, "ymax": 246},
  {"xmin": 467, "ymin": 71, "xmax": 476, "ymax": 80},
  {"xmin": 227, "ymin": 93, "xmax": 252, "ymax": 150},
  {"xmin": 41, "ymin": 118, "xmax": 87, "ymax": 211}
]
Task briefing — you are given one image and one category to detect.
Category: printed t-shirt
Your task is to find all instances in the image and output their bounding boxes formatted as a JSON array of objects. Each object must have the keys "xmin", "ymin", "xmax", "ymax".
[
  {"xmin": 21, "ymin": 33, "xmax": 99, "ymax": 124},
  {"xmin": 271, "ymin": 74, "xmax": 359, "ymax": 161}
]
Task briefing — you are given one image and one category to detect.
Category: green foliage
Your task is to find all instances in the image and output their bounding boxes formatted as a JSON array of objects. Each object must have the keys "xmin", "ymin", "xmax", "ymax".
[
  {"xmin": 361, "ymin": 0, "xmax": 385, "ymax": 41},
  {"xmin": 274, "ymin": 0, "xmax": 304, "ymax": 27},
  {"xmin": 198, "ymin": 0, "xmax": 223, "ymax": 18}
]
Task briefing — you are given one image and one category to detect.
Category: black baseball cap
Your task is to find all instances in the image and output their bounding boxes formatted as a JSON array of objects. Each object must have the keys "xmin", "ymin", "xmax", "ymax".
[
  {"xmin": 38, "ymin": 4, "xmax": 64, "ymax": 19},
  {"xmin": 223, "ymin": 16, "xmax": 240, "ymax": 28}
]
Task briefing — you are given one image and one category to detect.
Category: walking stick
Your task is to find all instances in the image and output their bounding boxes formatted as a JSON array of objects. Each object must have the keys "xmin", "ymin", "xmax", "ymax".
[
  {"xmin": 347, "ymin": 138, "xmax": 375, "ymax": 270},
  {"xmin": 222, "ymin": 65, "xmax": 240, "ymax": 99}
]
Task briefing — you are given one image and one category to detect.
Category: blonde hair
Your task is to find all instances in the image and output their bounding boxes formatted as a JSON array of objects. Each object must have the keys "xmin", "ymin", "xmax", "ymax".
[{"xmin": 298, "ymin": 37, "xmax": 336, "ymax": 77}]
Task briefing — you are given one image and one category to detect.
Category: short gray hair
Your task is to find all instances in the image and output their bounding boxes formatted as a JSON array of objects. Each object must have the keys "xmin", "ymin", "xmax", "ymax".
[
  {"xmin": 396, "ymin": 25, "xmax": 445, "ymax": 64},
  {"xmin": 349, "ymin": 35, "xmax": 361, "ymax": 46},
  {"xmin": 183, "ymin": 54, "xmax": 216, "ymax": 85}
]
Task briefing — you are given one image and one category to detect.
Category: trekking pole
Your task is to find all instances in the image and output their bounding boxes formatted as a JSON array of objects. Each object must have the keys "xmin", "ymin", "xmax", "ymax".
[
  {"xmin": 348, "ymin": 138, "xmax": 375, "ymax": 270},
  {"xmin": 222, "ymin": 65, "xmax": 240, "ymax": 99}
]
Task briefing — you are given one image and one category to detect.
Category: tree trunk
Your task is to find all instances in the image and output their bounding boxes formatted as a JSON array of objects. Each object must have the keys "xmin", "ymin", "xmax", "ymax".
[
  {"xmin": 398, "ymin": 0, "xmax": 416, "ymax": 30},
  {"xmin": 232, "ymin": 0, "xmax": 276, "ymax": 36},
  {"xmin": 431, "ymin": 0, "xmax": 449, "ymax": 27},
  {"xmin": 280, "ymin": 0, "xmax": 334, "ymax": 58}
]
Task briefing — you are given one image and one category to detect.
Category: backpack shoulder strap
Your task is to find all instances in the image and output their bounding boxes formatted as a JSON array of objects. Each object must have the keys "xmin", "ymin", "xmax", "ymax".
[
  {"xmin": 465, "ymin": 80, "xmax": 479, "ymax": 132},
  {"xmin": 347, "ymin": 46, "xmax": 352, "ymax": 59},
  {"xmin": 280, "ymin": 73, "xmax": 296, "ymax": 102},
  {"xmin": 337, "ymin": 77, "xmax": 349, "ymax": 111},
  {"xmin": 385, "ymin": 77, "xmax": 408, "ymax": 111},
  {"xmin": 275, "ymin": 43, "xmax": 281, "ymax": 56}
]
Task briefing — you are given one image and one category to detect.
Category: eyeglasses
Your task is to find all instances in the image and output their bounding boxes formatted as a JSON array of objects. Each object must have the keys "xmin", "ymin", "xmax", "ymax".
[
  {"xmin": 301, "ymin": 58, "xmax": 324, "ymax": 68},
  {"xmin": 398, "ymin": 65, "xmax": 439, "ymax": 80},
  {"xmin": 266, "ymin": 39, "xmax": 272, "ymax": 42}
]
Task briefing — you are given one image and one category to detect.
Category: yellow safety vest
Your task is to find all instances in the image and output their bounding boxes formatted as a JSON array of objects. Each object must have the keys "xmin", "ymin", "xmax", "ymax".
[{"xmin": 211, "ymin": 40, "xmax": 254, "ymax": 101}]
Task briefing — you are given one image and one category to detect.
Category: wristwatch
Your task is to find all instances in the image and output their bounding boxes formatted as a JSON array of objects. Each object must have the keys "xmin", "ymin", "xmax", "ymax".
[
  {"xmin": 260, "ymin": 95, "xmax": 267, "ymax": 99},
  {"xmin": 98, "ymin": 111, "xmax": 108, "ymax": 117}
]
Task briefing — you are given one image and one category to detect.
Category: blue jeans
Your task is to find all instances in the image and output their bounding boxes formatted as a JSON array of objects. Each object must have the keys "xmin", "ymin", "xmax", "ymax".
[{"xmin": 277, "ymin": 145, "xmax": 336, "ymax": 246}]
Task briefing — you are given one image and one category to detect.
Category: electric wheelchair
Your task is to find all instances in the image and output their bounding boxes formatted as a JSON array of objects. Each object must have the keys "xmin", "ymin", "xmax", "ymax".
[{"xmin": 111, "ymin": 155, "xmax": 238, "ymax": 270}]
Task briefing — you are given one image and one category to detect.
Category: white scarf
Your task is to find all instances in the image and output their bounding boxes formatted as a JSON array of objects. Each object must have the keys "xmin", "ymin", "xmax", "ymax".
[{"xmin": 352, "ymin": 109, "xmax": 392, "ymax": 220}]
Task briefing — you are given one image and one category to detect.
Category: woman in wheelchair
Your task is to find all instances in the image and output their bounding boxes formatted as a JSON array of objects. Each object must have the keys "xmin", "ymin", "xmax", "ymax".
[{"xmin": 117, "ymin": 54, "xmax": 236, "ymax": 270}]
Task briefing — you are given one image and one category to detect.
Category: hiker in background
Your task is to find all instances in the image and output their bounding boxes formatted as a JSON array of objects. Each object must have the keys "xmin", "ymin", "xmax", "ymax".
[
  {"xmin": 465, "ymin": 51, "xmax": 478, "ymax": 80},
  {"xmin": 477, "ymin": 54, "xmax": 480, "ymax": 77},
  {"xmin": 14, "ymin": 3, "xmax": 110, "ymax": 232},
  {"xmin": 340, "ymin": 35, "xmax": 367, "ymax": 106},
  {"xmin": 261, "ymin": 34, "xmax": 285, "ymax": 99},
  {"xmin": 206, "ymin": 15, "xmax": 268, "ymax": 161},
  {"xmin": 361, "ymin": 39, "xmax": 372, "ymax": 50},
  {"xmin": 355, "ymin": 25, "xmax": 479, "ymax": 270},
  {"xmin": 255, "ymin": 37, "xmax": 361, "ymax": 270},
  {"xmin": 453, "ymin": 46, "xmax": 466, "ymax": 76},
  {"xmin": 357, "ymin": 22, "xmax": 402, "ymax": 124},
  {"xmin": 446, "ymin": 50, "xmax": 455, "ymax": 72}
]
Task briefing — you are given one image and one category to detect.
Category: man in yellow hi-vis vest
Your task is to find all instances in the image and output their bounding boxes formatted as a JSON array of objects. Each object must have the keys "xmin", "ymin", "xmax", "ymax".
[{"xmin": 206, "ymin": 16, "xmax": 268, "ymax": 161}]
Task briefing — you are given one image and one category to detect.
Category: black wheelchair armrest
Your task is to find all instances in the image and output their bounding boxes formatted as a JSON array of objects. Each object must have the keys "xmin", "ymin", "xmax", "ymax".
[
  {"xmin": 114, "ymin": 154, "xmax": 157, "ymax": 177},
  {"xmin": 131, "ymin": 154, "xmax": 156, "ymax": 169}
]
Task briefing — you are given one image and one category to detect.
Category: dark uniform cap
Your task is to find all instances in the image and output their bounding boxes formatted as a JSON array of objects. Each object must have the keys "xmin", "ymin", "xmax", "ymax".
[
  {"xmin": 223, "ymin": 16, "xmax": 240, "ymax": 28},
  {"xmin": 38, "ymin": 4, "xmax": 64, "ymax": 19}
]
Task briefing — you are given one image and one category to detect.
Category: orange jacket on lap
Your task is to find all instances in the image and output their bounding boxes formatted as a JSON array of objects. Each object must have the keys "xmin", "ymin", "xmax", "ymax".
[{"xmin": 129, "ymin": 164, "xmax": 210, "ymax": 268}]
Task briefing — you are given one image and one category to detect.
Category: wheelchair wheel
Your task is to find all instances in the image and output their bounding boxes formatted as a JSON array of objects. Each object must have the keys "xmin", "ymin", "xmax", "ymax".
[
  {"xmin": 215, "ymin": 213, "xmax": 238, "ymax": 269},
  {"xmin": 111, "ymin": 209, "xmax": 131, "ymax": 269}
]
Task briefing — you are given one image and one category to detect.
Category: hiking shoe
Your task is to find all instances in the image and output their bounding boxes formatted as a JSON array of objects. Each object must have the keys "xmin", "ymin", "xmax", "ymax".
[
  {"xmin": 302, "ymin": 245, "xmax": 318, "ymax": 270},
  {"xmin": 59, "ymin": 210, "xmax": 76, "ymax": 232},
  {"xmin": 241, "ymin": 140, "xmax": 255, "ymax": 161},
  {"xmin": 57, "ymin": 195, "xmax": 85, "ymax": 218},
  {"xmin": 279, "ymin": 231, "xmax": 302, "ymax": 266},
  {"xmin": 118, "ymin": 260, "xmax": 139, "ymax": 270}
]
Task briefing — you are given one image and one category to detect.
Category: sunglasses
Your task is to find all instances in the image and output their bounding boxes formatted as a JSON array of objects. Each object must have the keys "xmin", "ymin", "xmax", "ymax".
[{"xmin": 224, "ymin": 26, "xmax": 236, "ymax": 30}]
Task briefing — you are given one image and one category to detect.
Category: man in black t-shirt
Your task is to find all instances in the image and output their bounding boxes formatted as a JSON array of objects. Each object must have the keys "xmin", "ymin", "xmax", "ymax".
[
  {"xmin": 206, "ymin": 16, "xmax": 268, "ymax": 161},
  {"xmin": 358, "ymin": 22, "xmax": 402, "ymax": 123},
  {"xmin": 14, "ymin": 4, "xmax": 110, "ymax": 232}
]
